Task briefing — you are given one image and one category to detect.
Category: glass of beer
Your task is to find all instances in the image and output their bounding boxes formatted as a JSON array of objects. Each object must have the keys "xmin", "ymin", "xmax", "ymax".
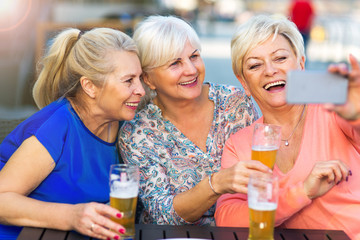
[
  {"xmin": 248, "ymin": 173, "xmax": 279, "ymax": 240},
  {"xmin": 251, "ymin": 123, "xmax": 281, "ymax": 169},
  {"xmin": 109, "ymin": 164, "xmax": 139, "ymax": 240}
]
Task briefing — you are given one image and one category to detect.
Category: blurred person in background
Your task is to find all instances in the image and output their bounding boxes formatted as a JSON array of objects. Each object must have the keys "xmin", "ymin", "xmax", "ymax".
[
  {"xmin": 215, "ymin": 14, "xmax": 360, "ymax": 240},
  {"xmin": 0, "ymin": 27, "xmax": 145, "ymax": 239},
  {"xmin": 289, "ymin": 0, "xmax": 315, "ymax": 49},
  {"xmin": 118, "ymin": 15, "xmax": 267, "ymax": 226}
]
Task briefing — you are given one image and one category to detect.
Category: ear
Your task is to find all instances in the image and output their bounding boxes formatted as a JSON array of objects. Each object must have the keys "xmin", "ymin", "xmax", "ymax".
[
  {"xmin": 79, "ymin": 76, "xmax": 97, "ymax": 99},
  {"xmin": 142, "ymin": 73, "xmax": 156, "ymax": 90},
  {"xmin": 236, "ymin": 75, "xmax": 251, "ymax": 97},
  {"xmin": 299, "ymin": 56, "xmax": 305, "ymax": 70}
]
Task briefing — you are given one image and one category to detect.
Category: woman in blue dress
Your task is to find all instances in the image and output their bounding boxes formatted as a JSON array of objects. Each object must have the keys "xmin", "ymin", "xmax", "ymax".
[{"xmin": 0, "ymin": 27, "xmax": 144, "ymax": 239}]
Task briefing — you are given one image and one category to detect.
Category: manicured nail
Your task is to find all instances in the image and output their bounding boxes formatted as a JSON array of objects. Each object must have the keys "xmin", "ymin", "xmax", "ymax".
[
  {"xmin": 107, "ymin": 238, "xmax": 111, "ymax": 240},
  {"xmin": 116, "ymin": 212, "xmax": 123, "ymax": 218},
  {"xmin": 337, "ymin": 181, "xmax": 340, "ymax": 185},
  {"xmin": 114, "ymin": 235, "xmax": 120, "ymax": 240},
  {"xmin": 349, "ymin": 170, "xmax": 352, "ymax": 176},
  {"xmin": 119, "ymin": 228, "xmax": 126, "ymax": 234},
  {"xmin": 346, "ymin": 176, "xmax": 348, "ymax": 182}
]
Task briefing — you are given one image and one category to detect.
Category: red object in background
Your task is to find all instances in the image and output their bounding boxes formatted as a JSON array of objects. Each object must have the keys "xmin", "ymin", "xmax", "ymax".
[{"xmin": 289, "ymin": 0, "xmax": 314, "ymax": 33}]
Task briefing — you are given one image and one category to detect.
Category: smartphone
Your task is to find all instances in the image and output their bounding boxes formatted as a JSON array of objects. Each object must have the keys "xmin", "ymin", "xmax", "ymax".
[{"xmin": 286, "ymin": 70, "xmax": 348, "ymax": 104}]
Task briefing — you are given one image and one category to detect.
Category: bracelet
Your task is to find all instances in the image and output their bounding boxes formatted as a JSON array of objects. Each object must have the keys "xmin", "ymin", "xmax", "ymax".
[{"xmin": 208, "ymin": 173, "xmax": 220, "ymax": 195}]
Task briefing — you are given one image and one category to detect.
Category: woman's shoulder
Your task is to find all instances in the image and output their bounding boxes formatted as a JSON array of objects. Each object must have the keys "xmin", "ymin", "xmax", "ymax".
[
  {"xmin": 209, "ymin": 83, "xmax": 245, "ymax": 103},
  {"xmin": 208, "ymin": 82, "xmax": 244, "ymax": 97},
  {"xmin": 14, "ymin": 100, "xmax": 69, "ymax": 129},
  {"xmin": 120, "ymin": 103, "xmax": 164, "ymax": 135},
  {"xmin": 208, "ymin": 83, "xmax": 248, "ymax": 112},
  {"xmin": 229, "ymin": 117, "xmax": 262, "ymax": 141},
  {"xmin": 0, "ymin": 99, "xmax": 74, "ymax": 162},
  {"xmin": 33, "ymin": 100, "xmax": 78, "ymax": 131}
]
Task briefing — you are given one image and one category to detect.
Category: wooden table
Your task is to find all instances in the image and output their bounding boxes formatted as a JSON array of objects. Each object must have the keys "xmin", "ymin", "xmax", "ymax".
[{"xmin": 17, "ymin": 224, "xmax": 351, "ymax": 240}]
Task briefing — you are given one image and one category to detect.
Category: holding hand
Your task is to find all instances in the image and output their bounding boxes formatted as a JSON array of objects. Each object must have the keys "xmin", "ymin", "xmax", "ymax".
[
  {"xmin": 303, "ymin": 160, "xmax": 351, "ymax": 200},
  {"xmin": 213, "ymin": 160, "xmax": 271, "ymax": 195},
  {"xmin": 326, "ymin": 54, "xmax": 360, "ymax": 120},
  {"xmin": 71, "ymin": 202, "xmax": 125, "ymax": 240}
]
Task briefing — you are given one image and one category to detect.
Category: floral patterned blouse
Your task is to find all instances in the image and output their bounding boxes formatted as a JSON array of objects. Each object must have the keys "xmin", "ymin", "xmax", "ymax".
[{"xmin": 118, "ymin": 83, "xmax": 259, "ymax": 225}]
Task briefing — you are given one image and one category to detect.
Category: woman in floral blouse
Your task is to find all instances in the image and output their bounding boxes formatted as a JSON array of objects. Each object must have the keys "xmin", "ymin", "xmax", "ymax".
[{"xmin": 118, "ymin": 15, "xmax": 268, "ymax": 225}]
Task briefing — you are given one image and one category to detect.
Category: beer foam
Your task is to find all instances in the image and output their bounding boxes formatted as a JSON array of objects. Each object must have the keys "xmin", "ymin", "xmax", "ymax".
[
  {"xmin": 252, "ymin": 145, "xmax": 278, "ymax": 151},
  {"xmin": 249, "ymin": 201, "xmax": 277, "ymax": 211},
  {"xmin": 110, "ymin": 181, "xmax": 138, "ymax": 198}
]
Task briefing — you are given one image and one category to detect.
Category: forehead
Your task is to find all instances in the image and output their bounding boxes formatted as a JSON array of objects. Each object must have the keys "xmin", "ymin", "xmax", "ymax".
[
  {"xmin": 245, "ymin": 34, "xmax": 293, "ymax": 60},
  {"xmin": 161, "ymin": 41, "xmax": 198, "ymax": 65},
  {"xmin": 110, "ymin": 51, "xmax": 141, "ymax": 74}
]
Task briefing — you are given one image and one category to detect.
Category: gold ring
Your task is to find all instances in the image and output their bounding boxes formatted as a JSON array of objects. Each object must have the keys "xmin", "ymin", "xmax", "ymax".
[{"xmin": 91, "ymin": 223, "xmax": 95, "ymax": 232}]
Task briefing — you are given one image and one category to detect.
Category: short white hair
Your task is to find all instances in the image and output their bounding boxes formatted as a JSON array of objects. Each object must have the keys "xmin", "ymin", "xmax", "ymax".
[
  {"xmin": 231, "ymin": 14, "xmax": 305, "ymax": 79},
  {"xmin": 133, "ymin": 15, "xmax": 201, "ymax": 72},
  {"xmin": 133, "ymin": 15, "xmax": 201, "ymax": 109}
]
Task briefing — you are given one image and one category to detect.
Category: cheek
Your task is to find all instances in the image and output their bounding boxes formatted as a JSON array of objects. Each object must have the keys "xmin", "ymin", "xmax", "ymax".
[{"xmin": 196, "ymin": 61, "xmax": 205, "ymax": 72}]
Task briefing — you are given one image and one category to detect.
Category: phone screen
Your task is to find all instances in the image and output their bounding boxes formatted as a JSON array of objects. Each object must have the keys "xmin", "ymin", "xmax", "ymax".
[{"xmin": 286, "ymin": 70, "xmax": 348, "ymax": 104}]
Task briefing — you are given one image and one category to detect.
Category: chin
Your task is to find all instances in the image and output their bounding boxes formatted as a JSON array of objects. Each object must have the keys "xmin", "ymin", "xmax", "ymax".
[{"xmin": 123, "ymin": 112, "xmax": 137, "ymax": 121}]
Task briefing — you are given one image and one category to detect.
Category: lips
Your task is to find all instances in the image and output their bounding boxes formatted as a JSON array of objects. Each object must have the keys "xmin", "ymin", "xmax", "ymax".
[
  {"xmin": 179, "ymin": 77, "xmax": 197, "ymax": 86},
  {"xmin": 264, "ymin": 80, "xmax": 286, "ymax": 91},
  {"xmin": 125, "ymin": 102, "xmax": 139, "ymax": 107}
]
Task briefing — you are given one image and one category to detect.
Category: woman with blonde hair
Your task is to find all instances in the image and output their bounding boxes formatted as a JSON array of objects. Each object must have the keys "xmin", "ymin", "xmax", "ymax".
[
  {"xmin": 215, "ymin": 14, "xmax": 360, "ymax": 239},
  {"xmin": 0, "ymin": 27, "xmax": 145, "ymax": 239}
]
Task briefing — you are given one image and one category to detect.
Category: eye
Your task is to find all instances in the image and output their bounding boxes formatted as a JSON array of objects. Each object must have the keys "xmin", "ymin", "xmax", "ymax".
[
  {"xmin": 125, "ymin": 78, "xmax": 133, "ymax": 83},
  {"xmin": 190, "ymin": 53, "xmax": 199, "ymax": 60},
  {"xmin": 275, "ymin": 56, "xmax": 287, "ymax": 62},
  {"xmin": 249, "ymin": 64, "xmax": 261, "ymax": 70},
  {"xmin": 170, "ymin": 60, "xmax": 180, "ymax": 67}
]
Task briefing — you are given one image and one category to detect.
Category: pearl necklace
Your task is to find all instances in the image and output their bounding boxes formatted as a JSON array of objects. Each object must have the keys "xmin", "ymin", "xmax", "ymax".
[{"xmin": 281, "ymin": 105, "xmax": 306, "ymax": 146}]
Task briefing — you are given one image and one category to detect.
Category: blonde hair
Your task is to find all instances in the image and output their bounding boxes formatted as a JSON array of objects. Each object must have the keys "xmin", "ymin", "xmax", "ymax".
[
  {"xmin": 33, "ymin": 28, "xmax": 138, "ymax": 109},
  {"xmin": 231, "ymin": 14, "xmax": 305, "ymax": 80},
  {"xmin": 132, "ymin": 15, "xmax": 201, "ymax": 108}
]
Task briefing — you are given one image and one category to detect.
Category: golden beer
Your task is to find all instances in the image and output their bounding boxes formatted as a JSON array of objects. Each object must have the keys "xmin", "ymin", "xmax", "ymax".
[
  {"xmin": 251, "ymin": 146, "xmax": 278, "ymax": 169},
  {"xmin": 248, "ymin": 203, "xmax": 276, "ymax": 240},
  {"xmin": 110, "ymin": 193, "xmax": 138, "ymax": 238}
]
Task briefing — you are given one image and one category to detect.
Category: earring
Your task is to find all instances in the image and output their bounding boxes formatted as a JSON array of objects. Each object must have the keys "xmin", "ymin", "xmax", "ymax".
[{"xmin": 246, "ymin": 95, "xmax": 251, "ymax": 108}]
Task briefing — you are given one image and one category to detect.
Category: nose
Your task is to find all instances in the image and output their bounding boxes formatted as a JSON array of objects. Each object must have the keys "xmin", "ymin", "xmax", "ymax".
[
  {"xmin": 134, "ymin": 78, "xmax": 145, "ymax": 97},
  {"xmin": 184, "ymin": 59, "xmax": 197, "ymax": 75},
  {"xmin": 264, "ymin": 61, "xmax": 278, "ymax": 76}
]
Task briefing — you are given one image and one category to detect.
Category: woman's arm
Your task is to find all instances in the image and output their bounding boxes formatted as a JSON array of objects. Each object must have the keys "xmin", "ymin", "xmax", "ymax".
[
  {"xmin": 214, "ymin": 135, "xmax": 272, "ymax": 226},
  {"xmin": 215, "ymin": 137, "xmax": 351, "ymax": 227},
  {"xmin": 0, "ymin": 136, "xmax": 124, "ymax": 240},
  {"xmin": 326, "ymin": 54, "xmax": 360, "ymax": 123}
]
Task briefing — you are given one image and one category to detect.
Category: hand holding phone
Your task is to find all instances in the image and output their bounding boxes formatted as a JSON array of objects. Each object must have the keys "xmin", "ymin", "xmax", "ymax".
[{"xmin": 286, "ymin": 70, "xmax": 348, "ymax": 104}]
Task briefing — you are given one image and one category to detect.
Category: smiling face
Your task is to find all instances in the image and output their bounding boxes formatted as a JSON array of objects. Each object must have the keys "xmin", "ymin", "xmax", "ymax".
[
  {"xmin": 239, "ymin": 34, "xmax": 305, "ymax": 109},
  {"xmin": 95, "ymin": 50, "xmax": 145, "ymax": 121},
  {"xmin": 144, "ymin": 40, "xmax": 205, "ymax": 103}
]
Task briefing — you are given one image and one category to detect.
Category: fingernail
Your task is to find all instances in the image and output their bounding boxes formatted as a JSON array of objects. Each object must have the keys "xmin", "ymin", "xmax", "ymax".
[
  {"xmin": 346, "ymin": 176, "xmax": 348, "ymax": 182},
  {"xmin": 114, "ymin": 235, "xmax": 120, "ymax": 240},
  {"xmin": 349, "ymin": 170, "xmax": 352, "ymax": 176},
  {"xmin": 107, "ymin": 238, "xmax": 111, "ymax": 240},
  {"xmin": 337, "ymin": 181, "xmax": 341, "ymax": 185},
  {"xmin": 116, "ymin": 212, "xmax": 123, "ymax": 218},
  {"xmin": 119, "ymin": 228, "xmax": 126, "ymax": 234}
]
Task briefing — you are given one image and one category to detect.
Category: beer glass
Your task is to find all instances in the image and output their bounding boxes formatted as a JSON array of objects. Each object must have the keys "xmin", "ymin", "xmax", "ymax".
[
  {"xmin": 248, "ymin": 173, "xmax": 279, "ymax": 240},
  {"xmin": 109, "ymin": 164, "xmax": 139, "ymax": 240},
  {"xmin": 251, "ymin": 123, "xmax": 281, "ymax": 169}
]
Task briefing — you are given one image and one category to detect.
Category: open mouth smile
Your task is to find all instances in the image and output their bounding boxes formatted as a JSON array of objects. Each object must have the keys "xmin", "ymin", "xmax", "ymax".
[
  {"xmin": 125, "ymin": 102, "xmax": 139, "ymax": 107},
  {"xmin": 264, "ymin": 80, "xmax": 286, "ymax": 91},
  {"xmin": 179, "ymin": 77, "xmax": 197, "ymax": 86}
]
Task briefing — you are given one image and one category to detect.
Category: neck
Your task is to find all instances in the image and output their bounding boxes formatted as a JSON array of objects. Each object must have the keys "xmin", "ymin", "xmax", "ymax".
[
  {"xmin": 262, "ymin": 104, "xmax": 306, "ymax": 143},
  {"xmin": 261, "ymin": 105, "xmax": 305, "ymax": 126},
  {"xmin": 153, "ymin": 84, "xmax": 210, "ymax": 121},
  {"xmin": 68, "ymin": 98, "xmax": 119, "ymax": 142}
]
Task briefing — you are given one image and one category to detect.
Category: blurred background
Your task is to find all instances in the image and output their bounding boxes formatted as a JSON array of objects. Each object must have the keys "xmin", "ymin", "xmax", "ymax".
[{"xmin": 1, "ymin": 0, "xmax": 360, "ymax": 118}]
